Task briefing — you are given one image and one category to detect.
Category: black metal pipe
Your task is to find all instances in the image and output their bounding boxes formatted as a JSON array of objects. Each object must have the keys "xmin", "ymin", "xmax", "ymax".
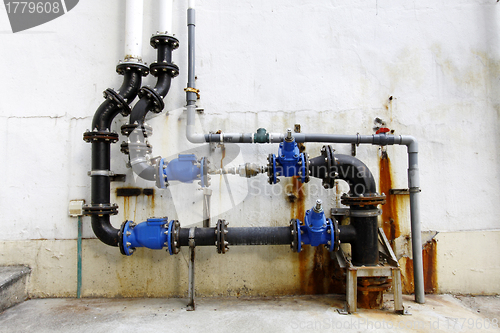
[
  {"xmin": 333, "ymin": 153, "xmax": 379, "ymax": 266},
  {"xmin": 338, "ymin": 225, "xmax": 356, "ymax": 243},
  {"xmin": 129, "ymin": 98, "xmax": 156, "ymax": 125},
  {"xmin": 129, "ymin": 36, "xmax": 178, "ymax": 126},
  {"xmin": 179, "ymin": 227, "xmax": 216, "ymax": 247},
  {"xmin": 350, "ymin": 214, "xmax": 379, "ymax": 266},
  {"xmin": 226, "ymin": 227, "xmax": 292, "ymax": 245},
  {"xmin": 335, "ymin": 154, "xmax": 377, "ymax": 195},
  {"xmin": 178, "ymin": 227, "xmax": 292, "ymax": 247},
  {"xmin": 85, "ymin": 65, "xmax": 145, "ymax": 247},
  {"xmin": 92, "ymin": 70, "xmax": 142, "ymax": 130}
]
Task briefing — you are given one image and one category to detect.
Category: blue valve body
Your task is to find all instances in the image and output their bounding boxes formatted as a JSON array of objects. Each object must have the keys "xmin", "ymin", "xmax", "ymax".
[
  {"xmin": 294, "ymin": 206, "xmax": 336, "ymax": 253},
  {"xmin": 277, "ymin": 139, "xmax": 301, "ymax": 177},
  {"xmin": 122, "ymin": 217, "xmax": 169, "ymax": 256},
  {"xmin": 158, "ymin": 154, "xmax": 201, "ymax": 188},
  {"xmin": 271, "ymin": 138, "xmax": 307, "ymax": 183}
]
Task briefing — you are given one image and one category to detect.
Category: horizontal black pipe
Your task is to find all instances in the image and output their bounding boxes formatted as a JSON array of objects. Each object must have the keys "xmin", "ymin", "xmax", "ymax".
[
  {"xmin": 226, "ymin": 227, "xmax": 292, "ymax": 245},
  {"xmin": 178, "ymin": 227, "xmax": 292, "ymax": 247},
  {"xmin": 338, "ymin": 225, "xmax": 356, "ymax": 243},
  {"xmin": 179, "ymin": 227, "xmax": 216, "ymax": 247}
]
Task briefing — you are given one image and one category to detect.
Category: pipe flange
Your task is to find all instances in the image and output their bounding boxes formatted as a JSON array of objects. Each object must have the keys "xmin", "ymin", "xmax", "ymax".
[
  {"xmin": 341, "ymin": 193, "xmax": 387, "ymax": 207},
  {"xmin": 348, "ymin": 208, "xmax": 383, "ymax": 217},
  {"xmin": 121, "ymin": 123, "xmax": 153, "ymax": 137},
  {"xmin": 157, "ymin": 158, "xmax": 169, "ymax": 189},
  {"xmin": 200, "ymin": 157, "xmax": 209, "ymax": 187},
  {"xmin": 120, "ymin": 141, "xmax": 153, "ymax": 155},
  {"xmin": 82, "ymin": 203, "xmax": 118, "ymax": 216},
  {"xmin": 290, "ymin": 219, "xmax": 302, "ymax": 253},
  {"xmin": 150, "ymin": 62, "xmax": 180, "ymax": 78},
  {"xmin": 127, "ymin": 141, "xmax": 152, "ymax": 151},
  {"xmin": 321, "ymin": 145, "xmax": 337, "ymax": 189},
  {"xmin": 327, "ymin": 218, "xmax": 340, "ymax": 252},
  {"xmin": 150, "ymin": 34, "xmax": 180, "ymax": 50},
  {"xmin": 103, "ymin": 88, "xmax": 131, "ymax": 116},
  {"xmin": 167, "ymin": 220, "xmax": 180, "ymax": 255},
  {"xmin": 215, "ymin": 219, "xmax": 229, "ymax": 254},
  {"xmin": 267, "ymin": 154, "xmax": 278, "ymax": 184},
  {"xmin": 83, "ymin": 131, "xmax": 119, "ymax": 143},
  {"xmin": 116, "ymin": 61, "xmax": 150, "ymax": 77},
  {"xmin": 138, "ymin": 86, "xmax": 165, "ymax": 113},
  {"xmin": 302, "ymin": 153, "xmax": 310, "ymax": 183},
  {"xmin": 118, "ymin": 221, "xmax": 136, "ymax": 256}
]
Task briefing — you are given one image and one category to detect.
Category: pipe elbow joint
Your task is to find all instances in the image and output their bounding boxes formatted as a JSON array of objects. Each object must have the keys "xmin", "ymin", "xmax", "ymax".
[{"xmin": 400, "ymin": 135, "xmax": 418, "ymax": 153}]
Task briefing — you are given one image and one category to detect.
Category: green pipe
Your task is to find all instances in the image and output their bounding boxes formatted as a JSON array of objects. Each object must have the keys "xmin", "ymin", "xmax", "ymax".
[{"xmin": 77, "ymin": 216, "xmax": 82, "ymax": 298}]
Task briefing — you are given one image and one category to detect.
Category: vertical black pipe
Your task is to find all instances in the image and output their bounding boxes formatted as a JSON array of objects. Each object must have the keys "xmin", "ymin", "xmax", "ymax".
[
  {"xmin": 350, "ymin": 213, "xmax": 379, "ymax": 266},
  {"xmin": 85, "ymin": 65, "xmax": 146, "ymax": 247}
]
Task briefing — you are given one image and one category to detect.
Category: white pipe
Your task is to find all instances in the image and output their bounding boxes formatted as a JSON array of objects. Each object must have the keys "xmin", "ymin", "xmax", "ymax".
[
  {"xmin": 159, "ymin": 0, "xmax": 173, "ymax": 34},
  {"xmin": 188, "ymin": 0, "xmax": 195, "ymax": 9},
  {"xmin": 186, "ymin": 105, "xmax": 206, "ymax": 143},
  {"xmin": 124, "ymin": 0, "xmax": 144, "ymax": 61}
]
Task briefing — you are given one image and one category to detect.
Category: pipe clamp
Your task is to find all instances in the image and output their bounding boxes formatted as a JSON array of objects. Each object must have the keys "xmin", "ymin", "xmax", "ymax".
[
  {"xmin": 189, "ymin": 228, "xmax": 196, "ymax": 248},
  {"xmin": 348, "ymin": 209, "xmax": 382, "ymax": 217},
  {"xmin": 88, "ymin": 170, "xmax": 115, "ymax": 177}
]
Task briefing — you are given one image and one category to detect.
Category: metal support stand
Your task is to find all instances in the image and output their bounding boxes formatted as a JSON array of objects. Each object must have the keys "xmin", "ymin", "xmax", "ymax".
[
  {"xmin": 187, "ymin": 228, "xmax": 196, "ymax": 311},
  {"xmin": 337, "ymin": 228, "xmax": 407, "ymax": 315},
  {"xmin": 202, "ymin": 188, "xmax": 212, "ymax": 227}
]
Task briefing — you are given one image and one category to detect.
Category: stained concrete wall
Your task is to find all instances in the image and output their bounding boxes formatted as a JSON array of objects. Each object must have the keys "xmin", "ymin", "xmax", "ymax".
[{"xmin": 0, "ymin": 0, "xmax": 499, "ymax": 297}]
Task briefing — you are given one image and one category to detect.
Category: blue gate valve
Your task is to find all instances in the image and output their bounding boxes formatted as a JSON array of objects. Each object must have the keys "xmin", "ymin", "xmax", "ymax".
[
  {"xmin": 268, "ymin": 129, "xmax": 309, "ymax": 184},
  {"xmin": 157, "ymin": 154, "xmax": 207, "ymax": 188},
  {"xmin": 119, "ymin": 217, "xmax": 180, "ymax": 256},
  {"xmin": 290, "ymin": 200, "xmax": 338, "ymax": 253}
]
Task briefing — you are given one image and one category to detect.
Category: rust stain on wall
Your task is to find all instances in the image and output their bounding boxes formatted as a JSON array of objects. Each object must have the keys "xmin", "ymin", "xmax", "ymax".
[
  {"xmin": 378, "ymin": 155, "xmax": 401, "ymax": 247},
  {"xmin": 290, "ymin": 176, "xmax": 345, "ymax": 295},
  {"xmin": 145, "ymin": 190, "xmax": 155, "ymax": 216},
  {"xmin": 123, "ymin": 196, "xmax": 130, "ymax": 220},
  {"xmin": 400, "ymin": 239, "xmax": 438, "ymax": 294}
]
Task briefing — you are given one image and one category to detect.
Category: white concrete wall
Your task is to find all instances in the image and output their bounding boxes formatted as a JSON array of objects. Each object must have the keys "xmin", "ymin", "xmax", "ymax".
[{"xmin": 0, "ymin": 0, "xmax": 499, "ymax": 296}]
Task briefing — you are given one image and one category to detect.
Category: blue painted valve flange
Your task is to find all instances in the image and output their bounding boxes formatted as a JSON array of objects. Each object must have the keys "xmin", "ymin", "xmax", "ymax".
[
  {"xmin": 119, "ymin": 217, "xmax": 180, "ymax": 256},
  {"xmin": 157, "ymin": 154, "xmax": 207, "ymax": 188},
  {"xmin": 290, "ymin": 200, "xmax": 337, "ymax": 253},
  {"xmin": 268, "ymin": 129, "xmax": 309, "ymax": 184}
]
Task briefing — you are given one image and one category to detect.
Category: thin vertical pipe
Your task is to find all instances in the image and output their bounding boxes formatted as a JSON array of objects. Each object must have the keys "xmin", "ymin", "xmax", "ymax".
[{"xmin": 77, "ymin": 216, "xmax": 83, "ymax": 298}]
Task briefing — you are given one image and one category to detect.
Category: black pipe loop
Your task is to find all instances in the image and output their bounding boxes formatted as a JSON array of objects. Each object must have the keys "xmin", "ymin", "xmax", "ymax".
[
  {"xmin": 150, "ymin": 62, "xmax": 180, "ymax": 78},
  {"xmin": 116, "ymin": 61, "xmax": 149, "ymax": 77},
  {"xmin": 83, "ymin": 131, "xmax": 119, "ymax": 143},
  {"xmin": 150, "ymin": 34, "xmax": 180, "ymax": 50},
  {"xmin": 92, "ymin": 68, "xmax": 144, "ymax": 131},
  {"xmin": 103, "ymin": 88, "xmax": 131, "ymax": 116},
  {"xmin": 138, "ymin": 86, "xmax": 165, "ymax": 113}
]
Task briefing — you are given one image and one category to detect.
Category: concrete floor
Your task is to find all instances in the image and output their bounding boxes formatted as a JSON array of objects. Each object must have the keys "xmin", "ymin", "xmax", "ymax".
[{"xmin": 0, "ymin": 294, "xmax": 499, "ymax": 333}]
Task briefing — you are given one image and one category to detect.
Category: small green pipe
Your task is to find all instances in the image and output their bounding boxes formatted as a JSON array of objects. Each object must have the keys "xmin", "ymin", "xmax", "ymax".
[{"xmin": 77, "ymin": 216, "xmax": 82, "ymax": 298}]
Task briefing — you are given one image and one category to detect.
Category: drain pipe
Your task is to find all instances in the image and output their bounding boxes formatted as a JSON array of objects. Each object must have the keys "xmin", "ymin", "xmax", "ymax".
[
  {"xmin": 124, "ymin": 0, "xmax": 144, "ymax": 61},
  {"xmin": 309, "ymin": 149, "xmax": 383, "ymax": 266},
  {"xmin": 123, "ymin": 7, "xmax": 180, "ymax": 181},
  {"xmin": 158, "ymin": 0, "xmax": 173, "ymax": 35},
  {"xmin": 83, "ymin": 0, "xmax": 149, "ymax": 246}
]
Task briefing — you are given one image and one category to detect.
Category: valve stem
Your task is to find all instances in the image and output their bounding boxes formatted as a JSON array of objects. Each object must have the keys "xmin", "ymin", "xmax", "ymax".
[{"xmin": 313, "ymin": 199, "xmax": 323, "ymax": 213}]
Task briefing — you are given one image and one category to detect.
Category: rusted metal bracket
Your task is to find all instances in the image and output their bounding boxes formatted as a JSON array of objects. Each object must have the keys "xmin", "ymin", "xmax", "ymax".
[
  {"xmin": 336, "ymin": 228, "xmax": 409, "ymax": 315},
  {"xmin": 186, "ymin": 228, "xmax": 196, "ymax": 311}
]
